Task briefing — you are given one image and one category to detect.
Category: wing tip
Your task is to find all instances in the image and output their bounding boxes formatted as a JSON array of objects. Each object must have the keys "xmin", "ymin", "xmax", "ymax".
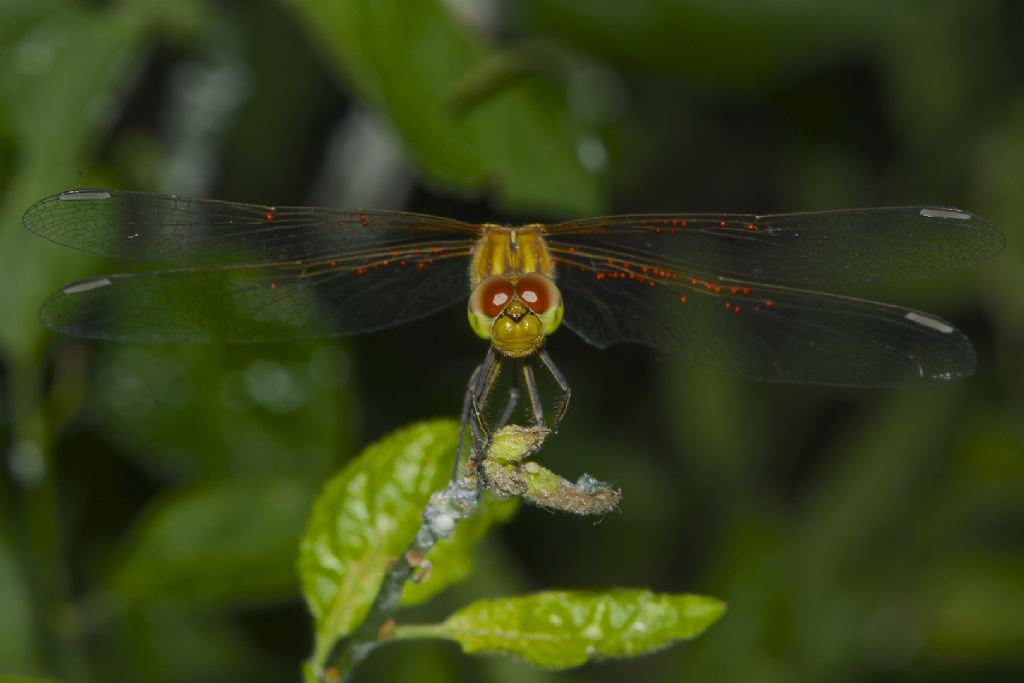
[
  {"xmin": 23, "ymin": 188, "xmax": 114, "ymax": 239},
  {"xmin": 918, "ymin": 206, "xmax": 1007, "ymax": 258}
]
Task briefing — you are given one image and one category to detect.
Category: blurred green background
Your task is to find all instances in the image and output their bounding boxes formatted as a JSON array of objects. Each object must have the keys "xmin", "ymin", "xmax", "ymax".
[{"xmin": 1, "ymin": 1, "xmax": 1022, "ymax": 682}]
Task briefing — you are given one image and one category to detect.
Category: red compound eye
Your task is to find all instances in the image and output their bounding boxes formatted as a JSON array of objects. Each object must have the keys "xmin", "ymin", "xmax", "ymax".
[
  {"xmin": 470, "ymin": 276, "xmax": 515, "ymax": 318},
  {"xmin": 515, "ymin": 273, "xmax": 558, "ymax": 313}
]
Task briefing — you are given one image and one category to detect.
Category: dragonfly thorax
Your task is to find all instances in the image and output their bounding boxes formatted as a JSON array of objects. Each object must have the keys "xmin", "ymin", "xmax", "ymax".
[{"xmin": 469, "ymin": 224, "xmax": 554, "ymax": 286}]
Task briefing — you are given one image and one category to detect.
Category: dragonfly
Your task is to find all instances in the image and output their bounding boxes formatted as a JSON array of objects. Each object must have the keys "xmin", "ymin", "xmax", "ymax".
[{"xmin": 23, "ymin": 189, "xmax": 1005, "ymax": 466}]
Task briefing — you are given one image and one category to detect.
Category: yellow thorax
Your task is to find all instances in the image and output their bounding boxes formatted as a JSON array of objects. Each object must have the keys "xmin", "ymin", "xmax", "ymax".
[{"xmin": 469, "ymin": 224, "xmax": 554, "ymax": 284}]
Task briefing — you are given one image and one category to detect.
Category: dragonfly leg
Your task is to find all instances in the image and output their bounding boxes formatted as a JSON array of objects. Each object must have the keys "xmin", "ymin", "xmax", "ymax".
[
  {"xmin": 469, "ymin": 347, "xmax": 502, "ymax": 459},
  {"xmin": 536, "ymin": 349, "xmax": 571, "ymax": 433},
  {"xmin": 454, "ymin": 362, "xmax": 482, "ymax": 480},
  {"xmin": 494, "ymin": 362, "xmax": 521, "ymax": 430},
  {"xmin": 454, "ymin": 348, "xmax": 500, "ymax": 480},
  {"xmin": 521, "ymin": 359, "xmax": 545, "ymax": 426}
]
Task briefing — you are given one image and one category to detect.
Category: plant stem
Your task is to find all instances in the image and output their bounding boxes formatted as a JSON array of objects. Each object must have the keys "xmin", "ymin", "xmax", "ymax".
[
  {"xmin": 317, "ymin": 471, "xmax": 482, "ymax": 682},
  {"xmin": 389, "ymin": 622, "xmax": 450, "ymax": 641}
]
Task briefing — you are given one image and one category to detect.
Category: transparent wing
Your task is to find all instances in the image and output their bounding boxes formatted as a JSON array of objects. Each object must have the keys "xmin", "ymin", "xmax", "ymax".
[
  {"xmin": 547, "ymin": 206, "xmax": 1005, "ymax": 284},
  {"xmin": 553, "ymin": 261, "xmax": 974, "ymax": 386},
  {"xmin": 22, "ymin": 189, "xmax": 480, "ymax": 265},
  {"xmin": 548, "ymin": 206, "xmax": 1004, "ymax": 386},
  {"xmin": 24, "ymin": 189, "xmax": 480, "ymax": 342},
  {"xmin": 39, "ymin": 250, "xmax": 471, "ymax": 342}
]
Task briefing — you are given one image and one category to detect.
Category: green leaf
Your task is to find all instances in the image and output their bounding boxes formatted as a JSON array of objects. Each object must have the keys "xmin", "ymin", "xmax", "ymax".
[
  {"xmin": 400, "ymin": 494, "xmax": 519, "ymax": 606},
  {"xmin": 286, "ymin": 0, "xmax": 602, "ymax": 216},
  {"xmin": 0, "ymin": 678, "xmax": 60, "ymax": 683},
  {"xmin": 521, "ymin": 1, "xmax": 882, "ymax": 89},
  {"xmin": 105, "ymin": 477, "xmax": 314, "ymax": 607},
  {"xmin": 88, "ymin": 343, "xmax": 351, "ymax": 481},
  {"xmin": 0, "ymin": 3, "xmax": 149, "ymax": 363},
  {"xmin": 298, "ymin": 419, "xmax": 459, "ymax": 665},
  {"xmin": 397, "ymin": 589, "xmax": 725, "ymax": 669}
]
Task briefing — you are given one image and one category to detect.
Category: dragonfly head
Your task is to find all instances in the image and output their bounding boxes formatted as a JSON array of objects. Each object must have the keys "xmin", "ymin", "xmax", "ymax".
[{"xmin": 468, "ymin": 273, "xmax": 563, "ymax": 358}]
